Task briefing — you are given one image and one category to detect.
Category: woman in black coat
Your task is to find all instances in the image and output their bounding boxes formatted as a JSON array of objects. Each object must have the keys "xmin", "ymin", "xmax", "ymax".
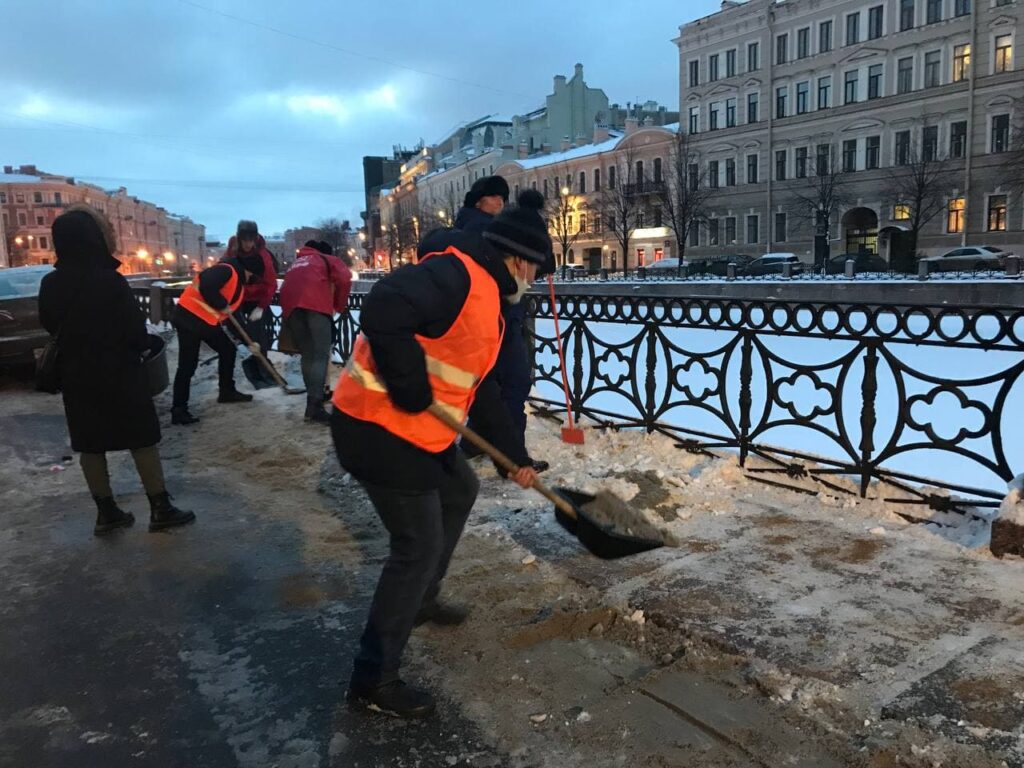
[{"xmin": 38, "ymin": 205, "xmax": 195, "ymax": 536}]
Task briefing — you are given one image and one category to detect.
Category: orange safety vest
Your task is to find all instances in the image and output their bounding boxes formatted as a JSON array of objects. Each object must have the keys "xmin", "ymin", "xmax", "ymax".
[
  {"xmin": 177, "ymin": 263, "xmax": 243, "ymax": 325},
  {"xmin": 333, "ymin": 247, "xmax": 504, "ymax": 453}
]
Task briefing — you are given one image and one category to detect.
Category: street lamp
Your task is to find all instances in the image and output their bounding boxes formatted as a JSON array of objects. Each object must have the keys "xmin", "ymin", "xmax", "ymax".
[
  {"xmin": 561, "ymin": 186, "xmax": 570, "ymax": 196},
  {"xmin": 14, "ymin": 236, "xmax": 23, "ymax": 246}
]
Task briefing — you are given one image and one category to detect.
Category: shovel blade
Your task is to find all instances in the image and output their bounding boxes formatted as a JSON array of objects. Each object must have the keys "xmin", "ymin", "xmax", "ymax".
[
  {"xmin": 561, "ymin": 426, "xmax": 585, "ymax": 445},
  {"xmin": 552, "ymin": 487, "xmax": 663, "ymax": 560}
]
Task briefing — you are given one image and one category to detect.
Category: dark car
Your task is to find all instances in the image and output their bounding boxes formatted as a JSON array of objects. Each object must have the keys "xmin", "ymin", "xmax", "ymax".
[
  {"xmin": 704, "ymin": 254, "xmax": 753, "ymax": 277},
  {"xmin": 825, "ymin": 253, "xmax": 890, "ymax": 274},
  {"xmin": 0, "ymin": 265, "xmax": 53, "ymax": 369},
  {"xmin": 736, "ymin": 253, "xmax": 804, "ymax": 276}
]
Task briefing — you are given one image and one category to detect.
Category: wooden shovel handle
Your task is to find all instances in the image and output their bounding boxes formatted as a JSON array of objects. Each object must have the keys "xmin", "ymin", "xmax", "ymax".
[{"xmin": 427, "ymin": 402, "xmax": 577, "ymax": 519}]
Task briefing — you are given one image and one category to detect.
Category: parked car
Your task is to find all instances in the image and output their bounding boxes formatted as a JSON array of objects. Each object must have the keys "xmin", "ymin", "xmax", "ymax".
[
  {"xmin": 737, "ymin": 253, "xmax": 805, "ymax": 276},
  {"xmin": 919, "ymin": 245, "xmax": 1011, "ymax": 272},
  {"xmin": 825, "ymin": 253, "xmax": 890, "ymax": 274},
  {"xmin": 0, "ymin": 265, "xmax": 53, "ymax": 369},
  {"xmin": 645, "ymin": 257, "xmax": 688, "ymax": 275}
]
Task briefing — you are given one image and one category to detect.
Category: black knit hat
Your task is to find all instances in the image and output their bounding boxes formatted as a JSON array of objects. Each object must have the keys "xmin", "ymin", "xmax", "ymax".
[
  {"xmin": 464, "ymin": 175, "xmax": 510, "ymax": 209},
  {"xmin": 237, "ymin": 220, "xmax": 259, "ymax": 239},
  {"xmin": 238, "ymin": 252, "xmax": 265, "ymax": 277},
  {"xmin": 482, "ymin": 189, "xmax": 551, "ymax": 265},
  {"xmin": 304, "ymin": 239, "xmax": 334, "ymax": 256}
]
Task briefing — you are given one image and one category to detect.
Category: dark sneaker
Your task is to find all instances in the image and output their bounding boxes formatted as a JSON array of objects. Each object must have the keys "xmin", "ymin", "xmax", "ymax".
[
  {"xmin": 171, "ymin": 406, "xmax": 200, "ymax": 425},
  {"xmin": 528, "ymin": 458, "xmax": 550, "ymax": 473},
  {"xmin": 93, "ymin": 497, "xmax": 135, "ymax": 536},
  {"xmin": 148, "ymin": 492, "xmax": 197, "ymax": 532},
  {"xmin": 217, "ymin": 389, "xmax": 253, "ymax": 404},
  {"xmin": 346, "ymin": 680, "xmax": 436, "ymax": 719},
  {"xmin": 414, "ymin": 600, "xmax": 470, "ymax": 627},
  {"xmin": 305, "ymin": 408, "xmax": 331, "ymax": 426}
]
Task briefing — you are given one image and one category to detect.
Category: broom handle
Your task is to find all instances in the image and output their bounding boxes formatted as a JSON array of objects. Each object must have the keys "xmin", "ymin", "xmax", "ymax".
[
  {"xmin": 225, "ymin": 312, "xmax": 289, "ymax": 389},
  {"xmin": 427, "ymin": 402, "xmax": 577, "ymax": 519},
  {"xmin": 546, "ymin": 276, "xmax": 577, "ymax": 431}
]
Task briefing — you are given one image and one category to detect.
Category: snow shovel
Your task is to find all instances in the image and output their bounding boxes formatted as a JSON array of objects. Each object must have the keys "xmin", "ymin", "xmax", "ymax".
[
  {"xmin": 546, "ymin": 276, "xmax": 584, "ymax": 445},
  {"xmin": 427, "ymin": 403, "xmax": 663, "ymax": 559},
  {"xmin": 225, "ymin": 312, "xmax": 305, "ymax": 395}
]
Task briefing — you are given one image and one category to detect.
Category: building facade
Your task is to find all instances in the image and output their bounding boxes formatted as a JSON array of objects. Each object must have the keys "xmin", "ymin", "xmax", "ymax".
[{"xmin": 675, "ymin": 0, "xmax": 1023, "ymax": 263}]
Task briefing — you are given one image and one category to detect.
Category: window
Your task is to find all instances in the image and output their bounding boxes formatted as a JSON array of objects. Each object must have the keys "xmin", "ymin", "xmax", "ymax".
[
  {"xmin": 776, "ymin": 86, "xmax": 788, "ymax": 118},
  {"xmin": 708, "ymin": 218, "xmax": 720, "ymax": 246},
  {"xmin": 796, "ymin": 81, "xmax": 809, "ymax": 113},
  {"xmin": 866, "ymin": 135, "xmax": 881, "ymax": 169},
  {"xmin": 594, "ymin": 168, "xmax": 601, "ymax": 190},
  {"xmin": 894, "ymin": 204, "xmax": 911, "ymax": 220},
  {"xmin": 925, "ymin": 50, "xmax": 941, "ymax": 87},
  {"xmin": 543, "ymin": 179, "xmax": 548, "ymax": 196},
  {"xmin": 746, "ymin": 215, "xmax": 759, "ymax": 244},
  {"xmin": 636, "ymin": 211, "xmax": 645, "ymax": 228},
  {"xmin": 726, "ymin": 98, "xmax": 737, "ymax": 127},
  {"xmin": 0, "ymin": 192, "xmax": 5, "ymax": 203},
  {"xmin": 748, "ymin": 41, "xmax": 760, "ymax": 71},
  {"xmin": 995, "ymin": 35, "xmax": 1013, "ymax": 73},
  {"xmin": 926, "ymin": 0, "xmax": 942, "ymax": 24},
  {"xmin": 868, "ymin": 64, "xmax": 883, "ymax": 98},
  {"xmin": 653, "ymin": 158, "xmax": 662, "ymax": 183},
  {"xmin": 953, "ymin": 44, "xmax": 970, "ymax": 82},
  {"xmin": 796, "ymin": 147, "xmax": 809, "ymax": 177},
  {"xmin": 688, "ymin": 163, "xmax": 699, "ymax": 191},
  {"xmin": 844, "ymin": 70, "xmax": 859, "ymax": 104},
  {"xmin": 776, "ymin": 33, "xmax": 788, "ymax": 64},
  {"xmin": 15, "ymin": 192, "xmax": 24, "ymax": 203},
  {"xmin": 35, "ymin": 215, "xmax": 45, "ymax": 225},
  {"xmin": 988, "ymin": 195, "xmax": 1008, "ymax": 231},
  {"xmin": 608, "ymin": 165, "xmax": 616, "ymax": 189},
  {"xmin": 843, "ymin": 139, "xmax": 858, "ymax": 172},
  {"xmin": 846, "ymin": 13, "xmax": 861, "ymax": 45},
  {"xmin": 0, "ymin": 212, "xmax": 6, "ymax": 227},
  {"xmin": 54, "ymin": 192, "xmax": 61, "ymax": 204},
  {"xmin": 776, "ymin": 150, "xmax": 788, "ymax": 180},
  {"xmin": 901, "ymin": 0, "xmax": 915, "ymax": 30},
  {"xmin": 798, "ymin": 27, "xmax": 810, "ymax": 58},
  {"xmin": 710, "ymin": 102, "xmax": 720, "ymax": 130},
  {"xmin": 820, "ymin": 20, "xmax": 833, "ymax": 52},
  {"xmin": 954, "ymin": 0, "xmax": 970, "ymax": 15},
  {"xmin": 689, "ymin": 106, "xmax": 699, "ymax": 134},
  {"xmin": 725, "ymin": 217, "xmax": 737, "ymax": 244},
  {"xmin": 775, "ymin": 213, "xmax": 788, "ymax": 243},
  {"xmin": 869, "ymin": 5, "xmax": 884, "ymax": 39},
  {"xmin": 726, "ymin": 158, "xmax": 736, "ymax": 186},
  {"xmin": 33, "ymin": 191, "xmax": 43, "ymax": 203},
  {"xmin": 726, "ymin": 48, "xmax": 737, "ymax": 77},
  {"xmin": 992, "ymin": 114, "xmax": 1010, "ymax": 153},
  {"xmin": 689, "ymin": 60, "xmax": 700, "ymax": 87},
  {"xmin": 898, "ymin": 57, "xmax": 914, "ymax": 93},
  {"xmin": 947, "ymin": 197, "xmax": 965, "ymax": 233},
  {"xmin": 923, "ymin": 125, "xmax": 939, "ymax": 161},
  {"xmin": 579, "ymin": 213, "xmax": 588, "ymax": 233},
  {"xmin": 709, "ymin": 160, "xmax": 720, "ymax": 188},
  {"xmin": 635, "ymin": 161, "xmax": 644, "ymax": 181},
  {"xmin": 950, "ymin": 121, "xmax": 967, "ymax": 158},
  {"xmin": 747, "ymin": 153, "xmax": 759, "ymax": 183},
  {"xmin": 816, "ymin": 143, "xmax": 831, "ymax": 175},
  {"xmin": 818, "ymin": 76, "xmax": 832, "ymax": 109},
  {"xmin": 40, "ymin": 235, "xmax": 50, "ymax": 250},
  {"xmin": 17, "ymin": 212, "xmax": 27, "ymax": 225},
  {"xmin": 709, "ymin": 53, "xmax": 720, "ymax": 81},
  {"xmin": 747, "ymin": 92, "xmax": 759, "ymax": 123},
  {"xmin": 689, "ymin": 225, "xmax": 699, "ymax": 247},
  {"xmin": 895, "ymin": 130, "xmax": 911, "ymax": 165}
]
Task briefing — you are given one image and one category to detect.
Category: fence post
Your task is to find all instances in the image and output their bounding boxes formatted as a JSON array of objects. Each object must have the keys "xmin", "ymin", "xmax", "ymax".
[
  {"xmin": 782, "ymin": 262, "xmax": 793, "ymax": 279},
  {"xmin": 738, "ymin": 333, "xmax": 753, "ymax": 466},
  {"xmin": 859, "ymin": 344, "xmax": 878, "ymax": 497},
  {"xmin": 845, "ymin": 259, "xmax": 856, "ymax": 279},
  {"xmin": 1006, "ymin": 255, "xmax": 1021, "ymax": 277},
  {"xmin": 571, "ymin": 320, "xmax": 584, "ymax": 425},
  {"xmin": 638, "ymin": 266, "xmax": 647, "ymax": 280},
  {"xmin": 148, "ymin": 285, "xmax": 163, "ymax": 324},
  {"xmin": 599, "ymin": 267, "xmax": 608, "ymax": 281},
  {"xmin": 727, "ymin": 263, "xmax": 737, "ymax": 280},
  {"xmin": 644, "ymin": 322, "xmax": 658, "ymax": 433},
  {"xmin": 917, "ymin": 261, "xmax": 929, "ymax": 280}
]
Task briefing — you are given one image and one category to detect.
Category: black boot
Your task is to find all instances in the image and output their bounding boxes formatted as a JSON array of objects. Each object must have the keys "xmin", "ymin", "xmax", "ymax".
[
  {"xmin": 527, "ymin": 457, "xmax": 550, "ymax": 473},
  {"xmin": 414, "ymin": 599, "xmax": 470, "ymax": 627},
  {"xmin": 148, "ymin": 492, "xmax": 196, "ymax": 532},
  {"xmin": 171, "ymin": 406, "xmax": 200, "ymax": 425},
  {"xmin": 346, "ymin": 679, "xmax": 436, "ymax": 719},
  {"xmin": 304, "ymin": 396, "xmax": 330, "ymax": 425},
  {"xmin": 217, "ymin": 389, "xmax": 253, "ymax": 404},
  {"xmin": 93, "ymin": 496, "xmax": 135, "ymax": 536}
]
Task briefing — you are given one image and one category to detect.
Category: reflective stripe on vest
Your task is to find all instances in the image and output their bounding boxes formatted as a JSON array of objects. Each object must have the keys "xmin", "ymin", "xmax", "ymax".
[
  {"xmin": 332, "ymin": 247, "xmax": 504, "ymax": 453},
  {"xmin": 177, "ymin": 264, "xmax": 242, "ymax": 325}
]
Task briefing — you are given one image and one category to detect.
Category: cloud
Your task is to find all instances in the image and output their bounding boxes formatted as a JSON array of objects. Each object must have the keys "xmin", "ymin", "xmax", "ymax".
[{"xmin": 246, "ymin": 83, "xmax": 399, "ymax": 125}]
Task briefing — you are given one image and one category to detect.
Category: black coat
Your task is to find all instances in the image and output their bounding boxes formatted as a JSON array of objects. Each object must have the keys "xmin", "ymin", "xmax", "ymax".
[
  {"xmin": 38, "ymin": 225, "xmax": 160, "ymax": 454},
  {"xmin": 332, "ymin": 229, "xmax": 529, "ymax": 491}
]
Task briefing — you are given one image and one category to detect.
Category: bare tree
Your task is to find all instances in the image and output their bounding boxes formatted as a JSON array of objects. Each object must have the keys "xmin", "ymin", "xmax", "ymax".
[
  {"xmin": 785, "ymin": 146, "xmax": 851, "ymax": 271},
  {"xmin": 545, "ymin": 164, "xmax": 584, "ymax": 267},
  {"xmin": 658, "ymin": 130, "xmax": 712, "ymax": 276},
  {"xmin": 883, "ymin": 125, "xmax": 958, "ymax": 272},
  {"xmin": 385, "ymin": 220, "xmax": 415, "ymax": 270},
  {"xmin": 597, "ymin": 146, "xmax": 638, "ymax": 274},
  {"xmin": 316, "ymin": 217, "xmax": 352, "ymax": 253},
  {"xmin": 421, "ymin": 186, "xmax": 462, "ymax": 233}
]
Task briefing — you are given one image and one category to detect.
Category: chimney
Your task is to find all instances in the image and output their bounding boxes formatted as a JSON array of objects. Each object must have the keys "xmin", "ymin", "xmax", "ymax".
[
  {"xmin": 574, "ymin": 63, "xmax": 584, "ymax": 79},
  {"xmin": 593, "ymin": 123, "xmax": 610, "ymax": 143},
  {"xmin": 560, "ymin": 136, "xmax": 571, "ymax": 152},
  {"xmin": 643, "ymin": 116, "xmax": 653, "ymax": 127},
  {"xmin": 553, "ymin": 74, "xmax": 566, "ymax": 91},
  {"xmin": 20, "ymin": 164, "xmax": 37, "ymax": 175},
  {"xmin": 541, "ymin": 142, "xmax": 552, "ymax": 155},
  {"xmin": 625, "ymin": 117, "xmax": 640, "ymax": 135},
  {"xmin": 518, "ymin": 142, "xmax": 529, "ymax": 159},
  {"xmin": 3, "ymin": 166, "xmax": 11, "ymax": 174}
]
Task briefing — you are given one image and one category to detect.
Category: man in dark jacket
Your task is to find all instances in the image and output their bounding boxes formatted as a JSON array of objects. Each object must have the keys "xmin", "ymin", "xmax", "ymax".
[
  {"xmin": 331, "ymin": 199, "xmax": 551, "ymax": 719},
  {"xmin": 452, "ymin": 174, "xmax": 509, "ymax": 232},
  {"xmin": 169, "ymin": 254, "xmax": 264, "ymax": 425}
]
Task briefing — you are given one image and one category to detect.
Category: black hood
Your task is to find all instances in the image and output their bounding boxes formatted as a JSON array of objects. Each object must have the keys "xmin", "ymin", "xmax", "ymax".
[
  {"xmin": 52, "ymin": 209, "xmax": 120, "ymax": 272},
  {"xmin": 417, "ymin": 227, "xmax": 517, "ymax": 297}
]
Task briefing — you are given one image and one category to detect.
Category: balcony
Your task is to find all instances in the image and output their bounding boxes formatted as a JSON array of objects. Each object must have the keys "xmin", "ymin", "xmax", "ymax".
[{"xmin": 623, "ymin": 180, "xmax": 665, "ymax": 197}]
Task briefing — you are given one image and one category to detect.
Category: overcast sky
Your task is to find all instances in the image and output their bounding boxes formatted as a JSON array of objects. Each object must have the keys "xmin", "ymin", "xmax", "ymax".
[{"xmin": 2, "ymin": 0, "xmax": 720, "ymax": 241}]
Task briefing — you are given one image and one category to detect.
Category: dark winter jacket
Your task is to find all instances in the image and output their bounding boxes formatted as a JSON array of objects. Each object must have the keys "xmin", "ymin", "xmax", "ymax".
[
  {"xmin": 224, "ymin": 235, "xmax": 277, "ymax": 309},
  {"xmin": 453, "ymin": 205, "xmax": 494, "ymax": 233},
  {"xmin": 170, "ymin": 256, "xmax": 249, "ymax": 335},
  {"xmin": 38, "ymin": 210, "xmax": 160, "ymax": 454},
  {"xmin": 332, "ymin": 228, "xmax": 530, "ymax": 491}
]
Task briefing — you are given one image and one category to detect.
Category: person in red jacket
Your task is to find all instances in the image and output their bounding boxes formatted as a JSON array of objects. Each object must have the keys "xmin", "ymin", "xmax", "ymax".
[
  {"xmin": 223, "ymin": 220, "xmax": 278, "ymax": 388},
  {"xmin": 280, "ymin": 240, "xmax": 352, "ymax": 424}
]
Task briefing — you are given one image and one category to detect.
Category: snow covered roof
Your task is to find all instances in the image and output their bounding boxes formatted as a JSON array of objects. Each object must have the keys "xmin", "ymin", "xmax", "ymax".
[
  {"xmin": 1, "ymin": 173, "xmax": 52, "ymax": 184},
  {"xmin": 515, "ymin": 131, "xmax": 625, "ymax": 170}
]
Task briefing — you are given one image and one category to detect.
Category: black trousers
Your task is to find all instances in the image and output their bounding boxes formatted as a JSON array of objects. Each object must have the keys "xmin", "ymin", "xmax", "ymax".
[
  {"xmin": 351, "ymin": 452, "xmax": 479, "ymax": 687},
  {"xmin": 171, "ymin": 315, "xmax": 237, "ymax": 407}
]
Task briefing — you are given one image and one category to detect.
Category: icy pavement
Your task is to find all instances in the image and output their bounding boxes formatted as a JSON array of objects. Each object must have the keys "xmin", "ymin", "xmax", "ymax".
[{"xmin": 1, "ymin": 338, "xmax": 1022, "ymax": 767}]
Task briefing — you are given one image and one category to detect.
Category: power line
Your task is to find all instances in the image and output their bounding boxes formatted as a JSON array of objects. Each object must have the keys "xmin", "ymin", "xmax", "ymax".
[
  {"xmin": 73, "ymin": 174, "xmax": 365, "ymax": 194},
  {"xmin": 177, "ymin": 0, "xmax": 529, "ymax": 99}
]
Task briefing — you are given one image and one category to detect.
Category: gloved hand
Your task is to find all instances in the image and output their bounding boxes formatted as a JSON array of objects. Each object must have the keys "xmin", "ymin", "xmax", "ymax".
[
  {"xmin": 249, "ymin": 307, "xmax": 264, "ymax": 322},
  {"xmin": 248, "ymin": 343, "xmax": 261, "ymax": 355}
]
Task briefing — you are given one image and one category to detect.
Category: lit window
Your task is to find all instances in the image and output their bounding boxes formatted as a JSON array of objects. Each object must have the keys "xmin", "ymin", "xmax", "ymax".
[
  {"xmin": 947, "ymin": 197, "xmax": 965, "ymax": 233},
  {"xmin": 894, "ymin": 204, "xmax": 911, "ymax": 220}
]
